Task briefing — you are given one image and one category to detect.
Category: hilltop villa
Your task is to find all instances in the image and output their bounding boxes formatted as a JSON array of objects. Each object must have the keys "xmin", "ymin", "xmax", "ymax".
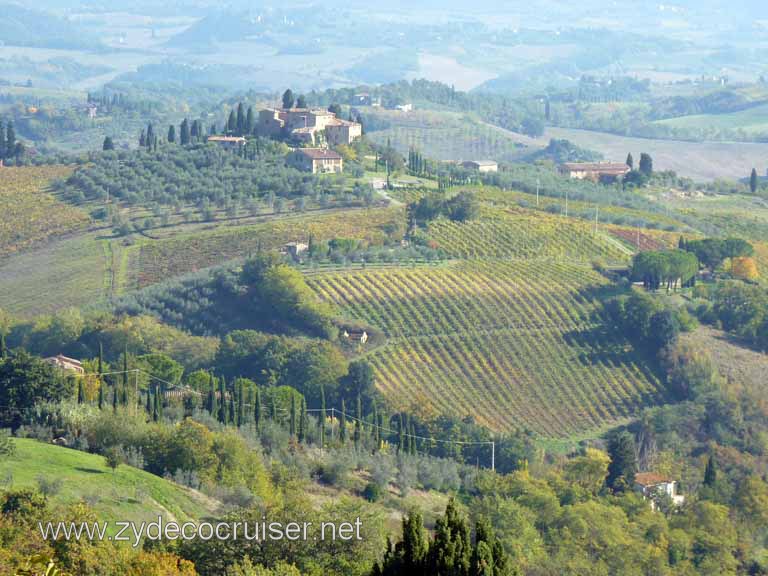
[{"xmin": 257, "ymin": 107, "xmax": 362, "ymax": 147}]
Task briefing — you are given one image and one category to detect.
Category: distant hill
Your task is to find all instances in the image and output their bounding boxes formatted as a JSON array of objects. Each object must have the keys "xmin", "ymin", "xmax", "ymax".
[{"xmin": 0, "ymin": 4, "xmax": 99, "ymax": 50}]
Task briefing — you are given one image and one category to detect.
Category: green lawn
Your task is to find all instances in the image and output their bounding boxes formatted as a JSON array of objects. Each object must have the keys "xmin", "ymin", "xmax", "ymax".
[{"xmin": 0, "ymin": 439, "xmax": 217, "ymax": 532}]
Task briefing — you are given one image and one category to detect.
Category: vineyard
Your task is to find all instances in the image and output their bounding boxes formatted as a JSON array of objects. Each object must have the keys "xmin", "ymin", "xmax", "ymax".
[
  {"xmin": 424, "ymin": 207, "xmax": 631, "ymax": 262},
  {"xmin": 129, "ymin": 207, "xmax": 403, "ymax": 288},
  {"xmin": 0, "ymin": 165, "xmax": 88, "ymax": 259},
  {"xmin": 308, "ymin": 260, "xmax": 666, "ymax": 436},
  {"xmin": 365, "ymin": 109, "xmax": 529, "ymax": 162}
]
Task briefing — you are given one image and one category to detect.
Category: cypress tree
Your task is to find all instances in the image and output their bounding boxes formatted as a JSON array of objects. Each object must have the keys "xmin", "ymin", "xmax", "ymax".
[
  {"xmin": 145, "ymin": 387, "xmax": 152, "ymax": 415},
  {"xmin": 5, "ymin": 122, "xmax": 15, "ymax": 155},
  {"xmin": 112, "ymin": 379, "xmax": 118, "ymax": 413},
  {"xmin": 282, "ymin": 89, "xmax": 295, "ymax": 110},
  {"xmin": 180, "ymin": 119, "xmax": 190, "ymax": 145},
  {"xmin": 339, "ymin": 399, "xmax": 347, "ymax": 444},
  {"xmin": 102, "ymin": 136, "xmax": 115, "ymax": 151},
  {"xmin": 139, "ymin": 129, "xmax": 146, "ymax": 148},
  {"xmin": 98, "ymin": 380, "xmax": 104, "ymax": 410},
  {"xmin": 398, "ymin": 413, "xmax": 405, "ymax": 454},
  {"xmin": 0, "ymin": 332, "xmax": 6, "ymax": 359},
  {"xmin": 146, "ymin": 123, "xmax": 155, "ymax": 149},
  {"xmin": 208, "ymin": 372, "xmax": 216, "ymax": 416},
  {"xmin": 409, "ymin": 421, "xmax": 417, "ymax": 455},
  {"xmin": 371, "ymin": 400, "xmax": 379, "ymax": 450},
  {"xmin": 290, "ymin": 394, "xmax": 297, "ymax": 438},
  {"xmin": 227, "ymin": 110, "xmax": 237, "ymax": 135},
  {"xmin": 319, "ymin": 383, "xmax": 326, "ymax": 448},
  {"xmin": 626, "ymin": 152, "xmax": 634, "ymax": 169},
  {"xmin": 167, "ymin": 125, "xmax": 176, "ymax": 143},
  {"xmin": 607, "ymin": 430, "xmax": 637, "ymax": 491},
  {"xmin": 354, "ymin": 393, "xmax": 362, "ymax": 449},
  {"xmin": 298, "ymin": 397, "xmax": 306, "ymax": 443},
  {"xmin": 218, "ymin": 376, "xmax": 227, "ymax": 424},
  {"xmin": 228, "ymin": 393, "xmax": 235, "ymax": 425},
  {"xmin": 704, "ymin": 453, "xmax": 717, "ymax": 487},
  {"xmin": 429, "ymin": 499, "xmax": 471, "ymax": 575},
  {"xmin": 153, "ymin": 387, "xmax": 160, "ymax": 422},
  {"xmin": 77, "ymin": 380, "xmax": 85, "ymax": 404},
  {"xmin": 235, "ymin": 381, "xmax": 244, "ymax": 426},
  {"xmin": 245, "ymin": 107, "xmax": 254, "ymax": 135},
  {"xmin": 254, "ymin": 387, "xmax": 261, "ymax": 432},
  {"xmin": 750, "ymin": 168, "xmax": 759, "ymax": 194},
  {"xmin": 0, "ymin": 120, "xmax": 6, "ymax": 159},
  {"xmin": 236, "ymin": 103, "xmax": 245, "ymax": 136}
]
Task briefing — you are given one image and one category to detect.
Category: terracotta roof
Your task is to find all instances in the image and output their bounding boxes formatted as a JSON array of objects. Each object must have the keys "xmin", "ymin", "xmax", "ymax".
[
  {"xmin": 635, "ymin": 472, "xmax": 673, "ymax": 486},
  {"xmin": 561, "ymin": 162, "xmax": 630, "ymax": 173},
  {"xmin": 298, "ymin": 148, "xmax": 342, "ymax": 160}
]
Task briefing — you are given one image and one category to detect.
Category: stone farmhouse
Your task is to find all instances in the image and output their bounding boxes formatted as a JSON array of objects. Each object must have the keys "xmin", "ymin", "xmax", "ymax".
[
  {"xmin": 44, "ymin": 354, "xmax": 85, "ymax": 375},
  {"xmin": 559, "ymin": 162, "xmax": 630, "ymax": 182},
  {"xmin": 257, "ymin": 107, "xmax": 362, "ymax": 147},
  {"xmin": 634, "ymin": 472, "xmax": 685, "ymax": 510},
  {"xmin": 287, "ymin": 148, "xmax": 343, "ymax": 174},
  {"xmin": 462, "ymin": 160, "xmax": 498, "ymax": 173}
]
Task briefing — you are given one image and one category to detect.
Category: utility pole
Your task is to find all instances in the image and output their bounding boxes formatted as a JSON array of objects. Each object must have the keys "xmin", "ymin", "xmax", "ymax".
[{"xmin": 536, "ymin": 178, "xmax": 540, "ymax": 207}]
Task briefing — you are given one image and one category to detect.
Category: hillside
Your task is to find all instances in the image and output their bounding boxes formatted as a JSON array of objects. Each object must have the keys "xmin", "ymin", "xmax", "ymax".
[
  {"xmin": 0, "ymin": 439, "xmax": 218, "ymax": 532},
  {"xmin": 309, "ymin": 260, "xmax": 665, "ymax": 436},
  {"xmin": 0, "ymin": 165, "xmax": 88, "ymax": 260}
]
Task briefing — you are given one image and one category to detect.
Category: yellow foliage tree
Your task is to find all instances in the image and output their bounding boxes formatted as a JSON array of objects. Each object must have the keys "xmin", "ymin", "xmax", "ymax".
[{"xmin": 731, "ymin": 257, "xmax": 759, "ymax": 281}]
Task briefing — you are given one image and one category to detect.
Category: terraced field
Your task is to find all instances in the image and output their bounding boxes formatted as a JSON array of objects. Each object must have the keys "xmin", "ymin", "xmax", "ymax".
[
  {"xmin": 308, "ymin": 260, "xmax": 665, "ymax": 436},
  {"xmin": 0, "ymin": 165, "xmax": 88, "ymax": 259},
  {"xmin": 425, "ymin": 207, "xmax": 631, "ymax": 262}
]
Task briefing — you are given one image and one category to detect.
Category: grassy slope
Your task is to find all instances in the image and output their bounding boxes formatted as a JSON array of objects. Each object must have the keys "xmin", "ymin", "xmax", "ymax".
[
  {"xmin": 654, "ymin": 102, "xmax": 768, "ymax": 134},
  {"xmin": 0, "ymin": 439, "xmax": 218, "ymax": 532}
]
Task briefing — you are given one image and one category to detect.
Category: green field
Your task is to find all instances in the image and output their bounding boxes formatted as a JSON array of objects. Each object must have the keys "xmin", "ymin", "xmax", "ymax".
[
  {"xmin": 654, "ymin": 102, "xmax": 768, "ymax": 136},
  {"xmin": 309, "ymin": 260, "xmax": 665, "ymax": 437},
  {"xmin": 0, "ymin": 439, "xmax": 217, "ymax": 532}
]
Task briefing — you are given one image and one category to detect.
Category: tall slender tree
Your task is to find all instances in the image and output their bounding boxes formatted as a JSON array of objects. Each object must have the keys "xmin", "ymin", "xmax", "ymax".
[
  {"xmin": 339, "ymin": 399, "xmax": 347, "ymax": 444},
  {"xmin": 290, "ymin": 394, "xmax": 297, "ymax": 438},
  {"xmin": 77, "ymin": 380, "xmax": 85, "ymax": 404},
  {"xmin": 319, "ymin": 383, "xmax": 326, "ymax": 448},
  {"xmin": 626, "ymin": 152, "xmax": 634, "ymax": 169},
  {"xmin": 180, "ymin": 119, "xmax": 190, "ymax": 146},
  {"xmin": 354, "ymin": 393, "xmax": 362, "ymax": 449},
  {"xmin": 237, "ymin": 382, "xmax": 245, "ymax": 427},
  {"xmin": 282, "ymin": 89, "xmax": 295, "ymax": 110},
  {"xmin": 245, "ymin": 107, "xmax": 255, "ymax": 135},
  {"xmin": 236, "ymin": 103, "xmax": 245, "ymax": 136},
  {"xmin": 298, "ymin": 397, "xmax": 306, "ymax": 443},
  {"xmin": 218, "ymin": 376, "xmax": 227, "ymax": 424},
  {"xmin": 254, "ymin": 387, "xmax": 261, "ymax": 432},
  {"xmin": 167, "ymin": 125, "xmax": 176, "ymax": 144},
  {"xmin": 750, "ymin": 168, "xmax": 759, "ymax": 194}
]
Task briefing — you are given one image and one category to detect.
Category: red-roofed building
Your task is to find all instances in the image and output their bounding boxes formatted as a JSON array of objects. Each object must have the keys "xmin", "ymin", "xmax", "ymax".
[
  {"xmin": 559, "ymin": 162, "xmax": 631, "ymax": 182},
  {"xmin": 634, "ymin": 472, "xmax": 685, "ymax": 510},
  {"xmin": 287, "ymin": 148, "xmax": 343, "ymax": 174}
]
